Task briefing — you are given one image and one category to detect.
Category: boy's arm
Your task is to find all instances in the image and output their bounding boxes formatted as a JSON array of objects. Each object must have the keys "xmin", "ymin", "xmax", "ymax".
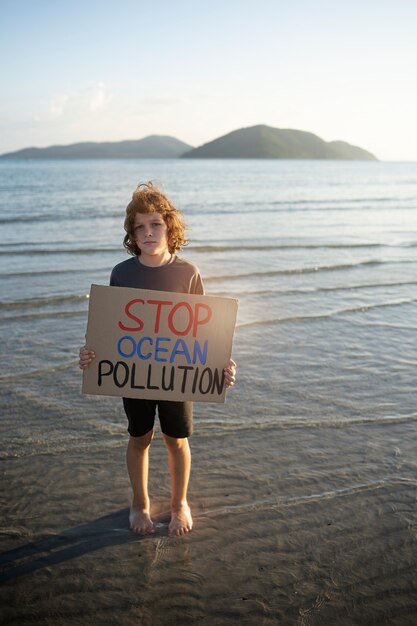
[
  {"xmin": 224, "ymin": 358, "xmax": 236, "ymax": 388},
  {"xmin": 80, "ymin": 269, "xmax": 115, "ymax": 370},
  {"xmin": 79, "ymin": 346, "xmax": 96, "ymax": 370}
]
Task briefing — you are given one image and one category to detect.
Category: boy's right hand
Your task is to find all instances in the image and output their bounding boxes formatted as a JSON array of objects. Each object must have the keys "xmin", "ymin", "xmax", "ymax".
[{"xmin": 79, "ymin": 346, "xmax": 96, "ymax": 370}]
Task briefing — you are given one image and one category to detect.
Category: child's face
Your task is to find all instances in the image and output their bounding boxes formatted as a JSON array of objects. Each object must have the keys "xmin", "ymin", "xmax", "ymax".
[{"xmin": 133, "ymin": 212, "xmax": 169, "ymax": 257}]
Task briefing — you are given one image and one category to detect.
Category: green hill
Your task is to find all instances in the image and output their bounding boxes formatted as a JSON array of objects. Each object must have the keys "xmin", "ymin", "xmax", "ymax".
[
  {"xmin": 0, "ymin": 135, "xmax": 193, "ymax": 159},
  {"xmin": 1, "ymin": 126, "xmax": 377, "ymax": 160},
  {"xmin": 182, "ymin": 125, "xmax": 377, "ymax": 160}
]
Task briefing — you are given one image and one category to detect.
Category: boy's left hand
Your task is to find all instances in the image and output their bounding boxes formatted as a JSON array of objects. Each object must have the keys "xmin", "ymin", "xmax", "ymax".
[{"xmin": 224, "ymin": 358, "xmax": 237, "ymax": 388}]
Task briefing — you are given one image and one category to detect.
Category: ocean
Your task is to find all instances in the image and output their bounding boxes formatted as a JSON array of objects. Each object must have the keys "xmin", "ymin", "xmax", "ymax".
[{"xmin": 1, "ymin": 159, "xmax": 417, "ymax": 625}]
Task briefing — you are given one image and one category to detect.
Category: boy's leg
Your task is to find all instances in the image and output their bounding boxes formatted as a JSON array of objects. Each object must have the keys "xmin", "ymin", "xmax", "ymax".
[
  {"xmin": 126, "ymin": 430, "xmax": 155, "ymax": 534},
  {"xmin": 162, "ymin": 434, "xmax": 193, "ymax": 536}
]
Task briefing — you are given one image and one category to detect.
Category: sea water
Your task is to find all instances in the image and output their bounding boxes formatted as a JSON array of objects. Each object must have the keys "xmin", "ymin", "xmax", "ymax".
[{"xmin": 1, "ymin": 158, "xmax": 417, "ymax": 455}]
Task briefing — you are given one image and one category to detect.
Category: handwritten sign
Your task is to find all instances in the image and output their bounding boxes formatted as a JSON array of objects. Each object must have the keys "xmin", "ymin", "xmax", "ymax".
[{"xmin": 82, "ymin": 285, "xmax": 238, "ymax": 403}]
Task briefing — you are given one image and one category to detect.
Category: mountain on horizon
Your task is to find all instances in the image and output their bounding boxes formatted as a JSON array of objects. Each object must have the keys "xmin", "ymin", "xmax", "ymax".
[
  {"xmin": 0, "ymin": 135, "xmax": 193, "ymax": 159},
  {"xmin": 0, "ymin": 125, "xmax": 377, "ymax": 160},
  {"xmin": 182, "ymin": 125, "xmax": 377, "ymax": 160}
]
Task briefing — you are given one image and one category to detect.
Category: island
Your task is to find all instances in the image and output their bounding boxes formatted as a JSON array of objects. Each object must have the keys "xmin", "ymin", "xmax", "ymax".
[
  {"xmin": 0, "ymin": 135, "xmax": 193, "ymax": 159},
  {"xmin": 0, "ymin": 125, "xmax": 377, "ymax": 160},
  {"xmin": 181, "ymin": 125, "xmax": 376, "ymax": 160}
]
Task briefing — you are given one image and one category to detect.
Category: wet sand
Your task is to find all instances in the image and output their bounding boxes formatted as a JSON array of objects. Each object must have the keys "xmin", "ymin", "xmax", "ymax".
[{"xmin": 2, "ymin": 419, "xmax": 417, "ymax": 625}]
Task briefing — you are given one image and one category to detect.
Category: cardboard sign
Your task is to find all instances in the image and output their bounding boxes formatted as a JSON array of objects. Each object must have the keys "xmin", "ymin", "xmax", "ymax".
[{"xmin": 82, "ymin": 285, "xmax": 238, "ymax": 403}]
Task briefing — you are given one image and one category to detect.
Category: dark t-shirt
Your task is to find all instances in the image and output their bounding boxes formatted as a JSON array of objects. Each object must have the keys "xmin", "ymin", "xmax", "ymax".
[{"xmin": 109, "ymin": 255, "xmax": 204, "ymax": 295}]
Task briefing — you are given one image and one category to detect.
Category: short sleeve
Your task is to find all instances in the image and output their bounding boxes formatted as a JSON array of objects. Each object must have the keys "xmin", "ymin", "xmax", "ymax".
[
  {"xmin": 109, "ymin": 267, "xmax": 120, "ymax": 286},
  {"xmin": 190, "ymin": 271, "xmax": 205, "ymax": 295}
]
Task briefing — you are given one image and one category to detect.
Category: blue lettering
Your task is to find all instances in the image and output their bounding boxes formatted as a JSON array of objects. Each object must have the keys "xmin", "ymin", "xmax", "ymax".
[
  {"xmin": 137, "ymin": 336, "xmax": 153, "ymax": 360},
  {"xmin": 155, "ymin": 337, "xmax": 170, "ymax": 362},
  {"xmin": 170, "ymin": 338, "xmax": 191, "ymax": 364},
  {"xmin": 192, "ymin": 340, "xmax": 208, "ymax": 365},
  {"xmin": 117, "ymin": 336, "xmax": 136, "ymax": 358}
]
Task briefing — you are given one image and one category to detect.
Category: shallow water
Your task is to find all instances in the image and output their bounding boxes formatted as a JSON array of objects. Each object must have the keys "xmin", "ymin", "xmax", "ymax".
[{"xmin": 1, "ymin": 159, "xmax": 417, "ymax": 624}]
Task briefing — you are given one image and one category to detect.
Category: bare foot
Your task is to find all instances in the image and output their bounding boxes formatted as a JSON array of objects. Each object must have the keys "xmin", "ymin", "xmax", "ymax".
[
  {"xmin": 168, "ymin": 504, "xmax": 193, "ymax": 537},
  {"xmin": 129, "ymin": 505, "xmax": 155, "ymax": 535}
]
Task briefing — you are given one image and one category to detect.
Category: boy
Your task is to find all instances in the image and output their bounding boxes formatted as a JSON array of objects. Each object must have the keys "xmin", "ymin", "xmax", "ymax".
[{"xmin": 79, "ymin": 183, "xmax": 236, "ymax": 537}]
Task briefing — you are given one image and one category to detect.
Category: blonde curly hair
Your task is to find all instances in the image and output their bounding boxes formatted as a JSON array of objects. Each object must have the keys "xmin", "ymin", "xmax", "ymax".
[{"xmin": 123, "ymin": 182, "xmax": 188, "ymax": 256}]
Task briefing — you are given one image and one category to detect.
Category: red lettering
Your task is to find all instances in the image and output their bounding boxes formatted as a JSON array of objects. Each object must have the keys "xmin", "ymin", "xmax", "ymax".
[
  {"xmin": 168, "ymin": 302, "xmax": 193, "ymax": 336},
  {"xmin": 192, "ymin": 303, "xmax": 212, "ymax": 336},
  {"xmin": 118, "ymin": 298, "xmax": 145, "ymax": 332},
  {"xmin": 147, "ymin": 299, "xmax": 173, "ymax": 333},
  {"xmin": 117, "ymin": 297, "xmax": 213, "ymax": 337}
]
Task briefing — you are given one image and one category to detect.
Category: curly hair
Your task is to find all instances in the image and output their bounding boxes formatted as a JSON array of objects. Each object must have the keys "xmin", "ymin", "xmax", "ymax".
[{"xmin": 123, "ymin": 182, "xmax": 188, "ymax": 256}]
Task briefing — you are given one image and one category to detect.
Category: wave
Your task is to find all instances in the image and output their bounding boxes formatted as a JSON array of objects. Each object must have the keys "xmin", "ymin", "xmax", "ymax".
[
  {"xmin": 0, "ymin": 211, "xmax": 122, "ymax": 225},
  {"xmin": 0, "ymin": 247, "xmax": 120, "ymax": 256},
  {"xmin": 0, "ymin": 213, "xmax": 102, "ymax": 226},
  {"xmin": 2, "ymin": 258, "xmax": 415, "ymax": 282},
  {"xmin": 233, "ymin": 279, "xmax": 417, "ymax": 297},
  {"xmin": 0, "ymin": 294, "xmax": 89, "ymax": 310},
  {"xmin": 197, "ymin": 476, "xmax": 417, "ymax": 520},
  {"xmin": 194, "ymin": 413, "xmax": 417, "ymax": 440},
  {"xmin": 0, "ymin": 240, "xmax": 84, "ymax": 248},
  {"xmin": 0, "ymin": 242, "xmax": 402, "ymax": 255},
  {"xmin": 261, "ymin": 241, "xmax": 416, "ymax": 250},
  {"xmin": 0, "ymin": 267, "xmax": 109, "ymax": 279},
  {"xmin": 204, "ymin": 259, "xmax": 402, "ymax": 283},
  {"xmin": 184, "ymin": 197, "xmax": 417, "ymax": 213},
  {"xmin": 190, "ymin": 243, "xmax": 387, "ymax": 252},
  {"xmin": 269, "ymin": 196, "xmax": 416, "ymax": 205},
  {"xmin": 1, "ymin": 278, "xmax": 414, "ymax": 317},
  {"xmin": 306, "ymin": 279, "xmax": 417, "ymax": 293},
  {"xmin": 0, "ymin": 359, "xmax": 78, "ymax": 382},
  {"xmin": 0, "ymin": 310, "xmax": 87, "ymax": 323},
  {"xmin": 2, "ymin": 242, "xmax": 417, "ymax": 261},
  {"xmin": 2, "ymin": 198, "xmax": 417, "ymax": 225},
  {"xmin": 6, "ymin": 296, "xmax": 413, "ymax": 331},
  {"xmin": 190, "ymin": 201, "xmax": 417, "ymax": 215},
  {"xmin": 236, "ymin": 297, "xmax": 417, "ymax": 329},
  {"xmin": 187, "ymin": 196, "xmax": 410, "ymax": 208},
  {"xmin": 2, "ymin": 412, "xmax": 417, "ymax": 459}
]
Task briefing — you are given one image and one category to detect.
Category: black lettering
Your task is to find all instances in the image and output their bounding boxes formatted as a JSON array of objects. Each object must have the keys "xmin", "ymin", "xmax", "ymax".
[
  {"xmin": 161, "ymin": 365, "xmax": 175, "ymax": 391},
  {"xmin": 211, "ymin": 368, "xmax": 225, "ymax": 394},
  {"xmin": 199, "ymin": 367, "xmax": 213, "ymax": 394},
  {"xmin": 98, "ymin": 360, "xmax": 113, "ymax": 386},
  {"xmin": 191, "ymin": 367, "xmax": 199, "ymax": 393},
  {"xmin": 113, "ymin": 361, "xmax": 129, "ymax": 388},
  {"xmin": 130, "ymin": 362, "xmax": 145, "ymax": 389},
  {"xmin": 146, "ymin": 364, "xmax": 159, "ymax": 390},
  {"xmin": 178, "ymin": 366, "xmax": 194, "ymax": 393}
]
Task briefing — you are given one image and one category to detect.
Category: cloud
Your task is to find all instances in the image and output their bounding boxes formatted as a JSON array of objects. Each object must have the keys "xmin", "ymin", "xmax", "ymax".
[
  {"xmin": 89, "ymin": 82, "xmax": 107, "ymax": 112},
  {"xmin": 47, "ymin": 83, "xmax": 109, "ymax": 119},
  {"xmin": 49, "ymin": 93, "xmax": 71, "ymax": 118}
]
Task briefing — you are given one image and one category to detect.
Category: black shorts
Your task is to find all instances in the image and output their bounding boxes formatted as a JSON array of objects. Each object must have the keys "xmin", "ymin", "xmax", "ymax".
[{"xmin": 122, "ymin": 398, "xmax": 193, "ymax": 439}]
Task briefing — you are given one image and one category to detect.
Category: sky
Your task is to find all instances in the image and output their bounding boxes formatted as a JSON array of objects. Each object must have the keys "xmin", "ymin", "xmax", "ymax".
[{"xmin": 1, "ymin": 0, "xmax": 416, "ymax": 160}]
